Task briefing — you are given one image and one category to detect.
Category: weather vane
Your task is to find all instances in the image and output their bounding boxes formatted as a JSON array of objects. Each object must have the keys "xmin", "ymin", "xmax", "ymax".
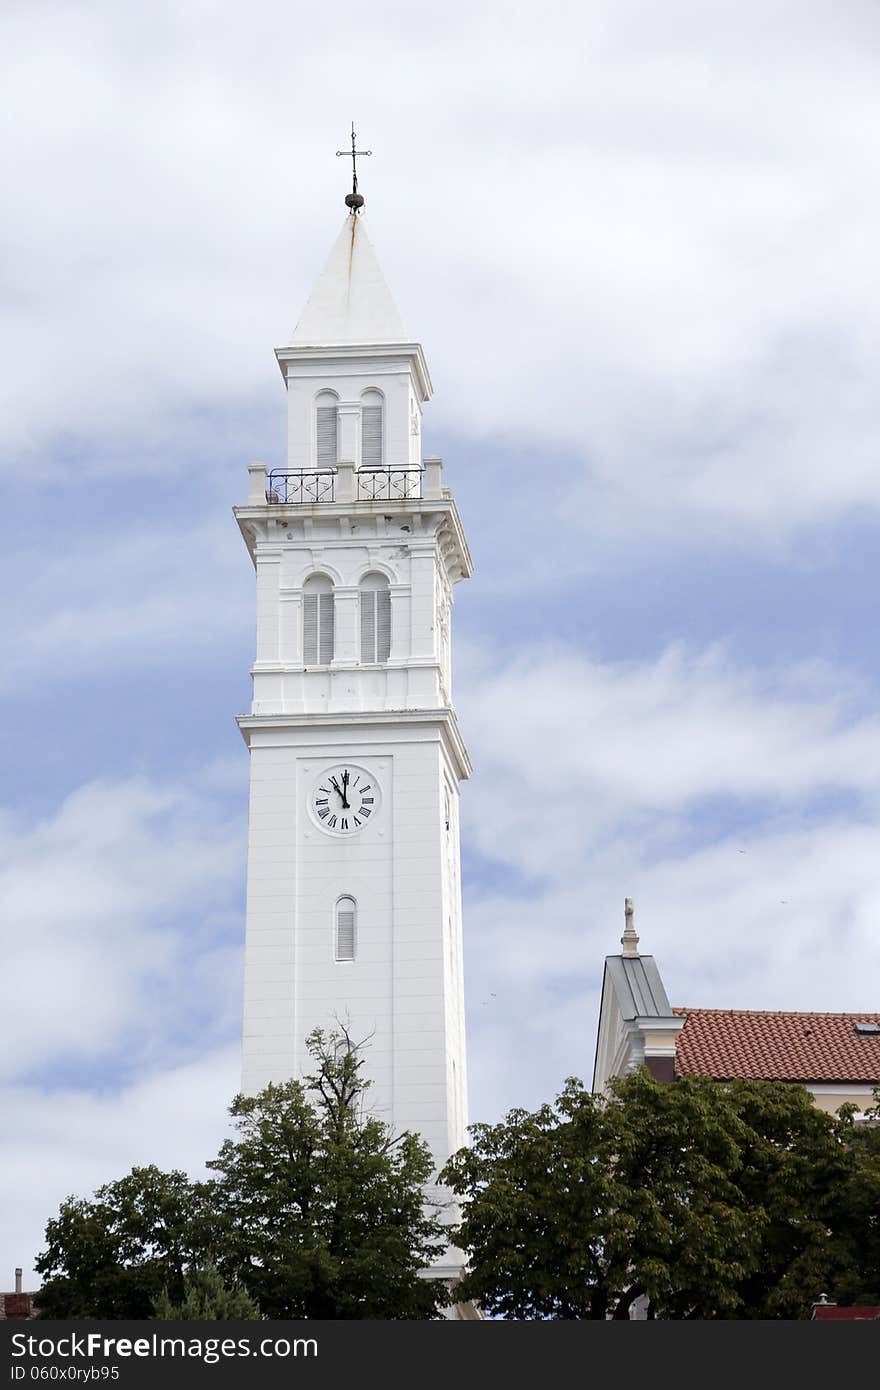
[{"xmin": 336, "ymin": 123, "xmax": 371, "ymax": 212}]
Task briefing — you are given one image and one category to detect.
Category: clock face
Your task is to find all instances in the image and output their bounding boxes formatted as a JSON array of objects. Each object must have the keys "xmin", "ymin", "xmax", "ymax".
[{"xmin": 310, "ymin": 764, "xmax": 379, "ymax": 835}]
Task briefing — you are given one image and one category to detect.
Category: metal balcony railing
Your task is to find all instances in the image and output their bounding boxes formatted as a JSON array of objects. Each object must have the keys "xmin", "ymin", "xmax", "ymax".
[
  {"xmin": 266, "ymin": 470, "xmax": 335, "ymax": 504},
  {"xmin": 356, "ymin": 467, "xmax": 423, "ymax": 501},
  {"xmin": 265, "ymin": 467, "xmax": 424, "ymax": 505}
]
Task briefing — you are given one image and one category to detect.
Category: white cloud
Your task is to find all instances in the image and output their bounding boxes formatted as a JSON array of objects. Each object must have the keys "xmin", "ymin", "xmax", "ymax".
[
  {"xmin": 0, "ymin": 1046, "xmax": 239, "ymax": 1293},
  {"xmin": 1, "ymin": 2, "xmax": 878, "ymax": 540},
  {"xmin": 0, "ymin": 772, "xmax": 245, "ymax": 1079},
  {"xmin": 0, "ymin": 766, "xmax": 247, "ymax": 1290},
  {"xmin": 458, "ymin": 639, "xmax": 880, "ymax": 1119},
  {"xmin": 0, "ymin": 512, "xmax": 253, "ymax": 695},
  {"xmin": 458, "ymin": 640, "xmax": 880, "ymax": 876}
]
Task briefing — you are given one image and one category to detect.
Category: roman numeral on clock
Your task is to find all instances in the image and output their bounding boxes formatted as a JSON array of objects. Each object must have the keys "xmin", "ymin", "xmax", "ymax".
[{"xmin": 314, "ymin": 771, "xmax": 377, "ymax": 833}]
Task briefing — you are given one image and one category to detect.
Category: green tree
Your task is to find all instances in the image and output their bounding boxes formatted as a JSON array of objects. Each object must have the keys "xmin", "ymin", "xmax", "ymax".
[
  {"xmin": 710, "ymin": 1080, "xmax": 855, "ymax": 1318},
  {"xmin": 35, "ymin": 1028, "xmax": 450, "ymax": 1320},
  {"xmin": 152, "ymin": 1264, "xmax": 261, "ymax": 1319},
  {"xmin": 442, "ymin": 1070, "xmax": 878, "ymax": 1319},
  {"xmin": 208, "ymin": 1027, "xmax": 450, "ymax": 1319},
  {"xmin": 831, "ymin": 1090, "xmax": 880, "ymax": 1307},
  {"xmin": 35, "ymin": 1166, "xmax": 212, "ymax": 1319}
]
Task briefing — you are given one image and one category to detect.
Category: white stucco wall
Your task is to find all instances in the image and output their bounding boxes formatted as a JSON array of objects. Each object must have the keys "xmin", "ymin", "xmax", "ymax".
[
  {"xmin": 282, "ymin": 356, "xmax": 423, "ymax": 471},
  {"xmin": 240, "ymin": 719, "xmax": 467, "ymax": 1168}
]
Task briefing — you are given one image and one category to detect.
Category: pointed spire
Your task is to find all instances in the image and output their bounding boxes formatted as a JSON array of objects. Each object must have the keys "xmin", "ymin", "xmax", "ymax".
[
  {"xmin": 621, "ymin": 897, "xmax": 640, "ymax": 957},
  {"xmin": 290, "ymin": 215, "xmax": 406, "ymax": 347}
]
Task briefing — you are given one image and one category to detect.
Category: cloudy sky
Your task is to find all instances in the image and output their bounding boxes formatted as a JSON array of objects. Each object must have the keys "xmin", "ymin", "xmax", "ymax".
[{"xmin": 3, "ymin": 0, "xmax": 880, "ymax": 1287}]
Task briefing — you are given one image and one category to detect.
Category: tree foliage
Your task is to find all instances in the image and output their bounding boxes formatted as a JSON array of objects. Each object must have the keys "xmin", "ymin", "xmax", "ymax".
[
  {"xmin": 152, "ymin": 1264, "xmax": 261, "ymax": 1320},
  {"xmin": 441, "ymin": 1071, "xmax": 880, "ymax": 1319},
  {"xmin": 35, "ymin": 1167, "xmax": 213, "ymax": 1320},
  {"xmin": 832, "ymin": 1109, "xmax": 880, "ymax": 1306},
  {"xmin": 207, "ymin": 1028, "xmax": 450, "ymax": 1318},
  {"xmin": 36, "ymin": 1029, "xmax": 450, "ymax": 1320}
]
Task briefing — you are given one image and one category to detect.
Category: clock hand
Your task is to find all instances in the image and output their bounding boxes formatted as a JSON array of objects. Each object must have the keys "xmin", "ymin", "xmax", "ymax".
[
  {"xmin": 341, "ymin": 770, "xmax": 350, "ymax": 808},
  {"xmin": 329, "ymin": 775, "xmax": 350, "ymax": 809}
]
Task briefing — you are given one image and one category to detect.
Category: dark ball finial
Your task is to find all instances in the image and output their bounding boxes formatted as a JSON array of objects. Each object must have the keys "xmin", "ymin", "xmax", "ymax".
[{"xmin": 345, "ymin": 191, "xmax": 365, "ymax": 211}]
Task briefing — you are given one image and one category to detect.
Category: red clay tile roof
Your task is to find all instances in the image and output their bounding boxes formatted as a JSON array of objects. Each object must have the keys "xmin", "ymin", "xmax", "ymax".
[
  {"xmin": 812, "ymin": 1306, "xmax": 880, "ymax": 1320},
  {"xmin": 672, "ymin": 1008, "xmax": 880, "ymax": 1084}
]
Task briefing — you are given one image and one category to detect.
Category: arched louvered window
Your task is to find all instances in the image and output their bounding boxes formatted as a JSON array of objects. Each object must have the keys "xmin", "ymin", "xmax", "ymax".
[
  {"xmin": 361, "ymin": 389, "xmax": 384, "ymax": 469},
  {"xmin": 359, "ymin": 572, "xmax": 391, "ymax": 663},
  {"xmin": 335, "ymin": 897, "xmax": 356, "ymax": 962},
  {"xmin": 315, "ymin": 391, "xmax": 338, "ymax": 469},
  {"xmin": 303, "ymin": 574, "xmax": 335, "ymax": 665}
]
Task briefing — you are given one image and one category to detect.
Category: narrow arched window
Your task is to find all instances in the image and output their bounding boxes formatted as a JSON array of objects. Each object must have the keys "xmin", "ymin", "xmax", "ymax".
[
  {"xmin": 359, "ymin": 572, "xmax": 391, "ymax": 663},
  {"xmin": 361, "ymin": 389, "xmax": 384, "ymax": 468},
  {"xmin": 315, "ymin": 391, "xmax": 338, "ymax": 469},
  {"xmin": 335, "ymin": 897, "xmax": 356, "ymax": 961},
  {"xmin": 303, "ymin": 575, "xmax": 334, "ymax": 665}
]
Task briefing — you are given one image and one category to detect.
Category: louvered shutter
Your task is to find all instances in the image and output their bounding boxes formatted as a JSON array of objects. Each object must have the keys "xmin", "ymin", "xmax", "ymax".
[
  {"xmin": 303, "ymin": 593, "xmax": 318, "ymax": 664},
  {"xmin": 376, "ymin": 587, "xmax": 391, "ymax": 661},
  {"xmin": 319, "ymin": 592, "xmax": 334, "ymax": 663},
  {"xmin": 336, "ymin": 902, "xmax": 356, "ymax": 961},
  {"xmin": 316, "ymin": 407, "xmax": 337, "ymax": 468},
  {"xmin": 361, "ymin": 590, "xmax": 376, "ymax": 662},
  {"xmin": 361, "ymin": 407, "xmax": 383, "ymax": 468}
]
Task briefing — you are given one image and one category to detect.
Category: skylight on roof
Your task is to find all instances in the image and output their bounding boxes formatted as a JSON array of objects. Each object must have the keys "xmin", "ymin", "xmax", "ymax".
[{"xmin": 854, "ymin": 1022, "xmax": 880, "ymax": 1036}]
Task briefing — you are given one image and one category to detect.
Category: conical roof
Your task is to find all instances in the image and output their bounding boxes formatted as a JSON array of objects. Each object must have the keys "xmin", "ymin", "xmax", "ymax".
[{"xmin": 290, "ymin": 215, "xmax": 406, "ymax": 346}]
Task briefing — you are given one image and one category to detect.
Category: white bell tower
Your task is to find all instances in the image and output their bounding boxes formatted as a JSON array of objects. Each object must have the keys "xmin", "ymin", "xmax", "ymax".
[{"xmin": 234, "ymin": 198, "xmax": 472, "ymax": 1282}]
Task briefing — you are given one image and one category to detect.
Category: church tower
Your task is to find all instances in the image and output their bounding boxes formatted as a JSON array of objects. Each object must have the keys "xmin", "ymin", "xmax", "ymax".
[{"xmin": 234, "ymin": 182, "xmax": 472, "ymax": 1280}]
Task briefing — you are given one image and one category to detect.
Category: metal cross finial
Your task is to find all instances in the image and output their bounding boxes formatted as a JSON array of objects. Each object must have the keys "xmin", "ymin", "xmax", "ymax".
[{"xmin": 336, "ymin": 123, "xmax": 371, "ymax": 212}]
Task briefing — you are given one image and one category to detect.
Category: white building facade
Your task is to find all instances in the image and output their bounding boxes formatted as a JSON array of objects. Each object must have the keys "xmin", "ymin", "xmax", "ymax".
[{"xmin": 234, "ymin": 211, "xmax": 472, "ymax": 1283}]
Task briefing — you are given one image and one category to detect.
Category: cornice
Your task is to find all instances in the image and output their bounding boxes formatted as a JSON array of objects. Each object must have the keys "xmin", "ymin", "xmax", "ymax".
[
  {"xmin": 236, "ymin": 706, "xmax": 472, "ymax": 779},
  {"xmin": 251, "ymin": 656, "xmax": 447, "ymax": 672},
  {"xmin": 233, "ymin": 496, "xmax": 473, "ymax": 583},
  {"xmin": 275, "ymin": 341, "xmax": 432, "ymax": 401}
]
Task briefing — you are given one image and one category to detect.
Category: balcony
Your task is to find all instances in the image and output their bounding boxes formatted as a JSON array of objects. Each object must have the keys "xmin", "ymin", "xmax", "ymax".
[
  {"xmin": 355, "ymin": 467, "xmax": 423, "ymax": 501},
  {"xmin": 250, "ymin": 459, "xmax": 445, "ymax": 507},
  {"xmin": 266, "ymin": 470, "xmax": 337, "ymax": 504}
]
